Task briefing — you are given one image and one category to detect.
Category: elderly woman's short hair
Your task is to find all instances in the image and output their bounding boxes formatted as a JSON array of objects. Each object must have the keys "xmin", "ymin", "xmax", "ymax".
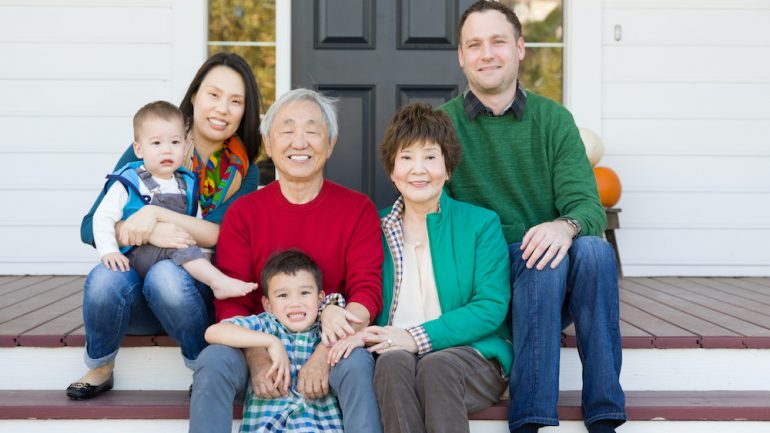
[
  {"xmin": 380, "ymin": 103, "xmax": 462, "ymax": 176},
  {"xmin": 260, "ymin": 88, "xmax": 338, "ymax": 142}
]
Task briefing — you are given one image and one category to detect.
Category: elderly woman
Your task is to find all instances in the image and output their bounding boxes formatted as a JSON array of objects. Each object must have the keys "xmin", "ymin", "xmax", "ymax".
[
  {"xmin": 190, "ymin": 88, "xmax": 384, "ymax": 433},
  {"xmin": 331, "ymin": 103, "xmax": 511, "ymax": 433},
  {"xmin": 68, "ymin": 53, "xmax": 261, "ymax": 400}
]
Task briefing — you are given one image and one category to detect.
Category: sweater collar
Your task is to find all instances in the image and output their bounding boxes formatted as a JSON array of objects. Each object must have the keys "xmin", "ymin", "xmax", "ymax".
[{"xmin": 463, "ymin": 80, "xmax": 528, "ymax": 121}]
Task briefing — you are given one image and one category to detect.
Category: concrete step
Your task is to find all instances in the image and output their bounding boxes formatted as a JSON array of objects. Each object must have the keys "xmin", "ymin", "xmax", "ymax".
[{"xmin": 3, "ymin": 346, "xmax": 770, "ymax": 392}]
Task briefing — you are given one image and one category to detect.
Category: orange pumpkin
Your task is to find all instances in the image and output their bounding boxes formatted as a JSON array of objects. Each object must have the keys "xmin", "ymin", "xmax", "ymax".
[{"xmin": 593, "ymin": 166, "xmax": 622, "ymax": 207}]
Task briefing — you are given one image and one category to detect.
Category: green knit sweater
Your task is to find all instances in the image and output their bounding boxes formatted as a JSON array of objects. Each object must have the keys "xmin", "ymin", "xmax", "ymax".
[{"xmin": 440, "ymin": 92, "xmax": 605, "ymax": 244}]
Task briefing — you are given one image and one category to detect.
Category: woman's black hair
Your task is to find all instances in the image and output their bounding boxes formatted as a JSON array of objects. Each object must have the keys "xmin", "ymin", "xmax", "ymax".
[{"xmin": 179, "ymin": 52, "xmax": 262, "ymax": 162}]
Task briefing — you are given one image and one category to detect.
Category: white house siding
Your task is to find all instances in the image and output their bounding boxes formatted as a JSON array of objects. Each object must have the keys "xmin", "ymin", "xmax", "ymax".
[
  {"xmin": 601, "ymin": 0, "xmax": 770, "ymax": 276},
  {"xmin": 0, "ymin": 0, "xmax": 206, "ymax": 274}
]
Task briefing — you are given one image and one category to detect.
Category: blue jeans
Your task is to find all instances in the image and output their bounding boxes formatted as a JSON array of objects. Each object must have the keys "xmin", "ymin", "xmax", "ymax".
[
  {"xmin": 507, "ymin": 236, "xmax": 626, "ymax": 430},
  {"xmin": 82, "ymin": 260, "xmax": 213, "ymax": 369},
  {"xmin": 190, "ymin": 345, "xmax": 382, "ymax": 433}
]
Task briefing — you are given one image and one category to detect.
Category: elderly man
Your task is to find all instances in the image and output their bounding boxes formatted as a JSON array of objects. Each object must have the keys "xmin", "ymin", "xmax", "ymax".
[
  {"xmin": 440, "ymin": 2, "xmax": 627, "ymax": 433},
  {"xmin": 189, "ymin": 88, "xmax": 383, "ymax": 433}
]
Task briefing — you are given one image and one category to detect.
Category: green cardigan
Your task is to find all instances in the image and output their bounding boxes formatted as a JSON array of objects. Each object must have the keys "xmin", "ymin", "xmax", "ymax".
[{"xmin": 376, "ymin": 192, "xmax": 513, "ymax": 375}]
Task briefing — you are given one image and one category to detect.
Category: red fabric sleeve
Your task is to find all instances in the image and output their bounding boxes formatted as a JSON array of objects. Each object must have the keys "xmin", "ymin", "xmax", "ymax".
[
  {"xmin": 343, "ymin": 199, "xmax": 384, "ymax": 323},
  {"xmin": 213, "ymin": 199, "xmax": 261, "ymax": 321}
]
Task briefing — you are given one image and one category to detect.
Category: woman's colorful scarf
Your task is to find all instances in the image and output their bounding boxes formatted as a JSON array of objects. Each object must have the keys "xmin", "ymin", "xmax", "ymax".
[{"xmin": 191, "ymin": 136, "xmax": 249, "ymax": 217}]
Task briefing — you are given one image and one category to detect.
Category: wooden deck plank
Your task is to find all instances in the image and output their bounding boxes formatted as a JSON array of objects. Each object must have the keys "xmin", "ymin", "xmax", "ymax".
[
  {"xmin": 0, "ymin": 277, "xmax": 83, "ymax": 323},
  {"xmin": 665, "ymin": 278, "xmax": 770, "ymax": 317},
  {"xmin": 0, "ymin": 275, "xmax": 53, "ymax": 297},
  {"xmin": 652, "ymin": 278, "xmax": 770, "ymax": 329},
  {"xmin": 709, "ymin": 277, "xmax": 770, "ymax": 303},
  {"xmin": 562, "ymin": 320, "xmax": 655, "ymax": 348},
  {"xmin": 0, "ymin": 276, "xmax": 22, "ymax": 288},
  {"xmin": 17, "ymin": 306, "xmax": 85, "ymax": 346},
  {"xmin": 0, "ymin": 292, "xmax": 82, "ymax": 346},
  {"xmin": 616, "ymin": 301, "xmax": 699, "ymax": 348},
  {"xmin": 625, "ymin": 279, "xmax": 770, "ymax": 348},
  {"xmin": 620, "ymin": 288, "xmax": 741, "ymax": 347},
  {"xmin": 0, "ymin": 276, "xmax": 81, "ymax": 311}
]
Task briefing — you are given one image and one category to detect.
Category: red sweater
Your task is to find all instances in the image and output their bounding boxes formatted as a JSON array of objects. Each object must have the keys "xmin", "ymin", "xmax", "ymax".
[{"xmin": 214, "ymin": 180, "xmax": 383, "ymax": 322}]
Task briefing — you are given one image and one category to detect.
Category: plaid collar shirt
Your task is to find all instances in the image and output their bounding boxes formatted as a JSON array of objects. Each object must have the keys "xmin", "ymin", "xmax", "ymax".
[
  {"xmin": 226, "ymin": 313, "xmax": 343, "ymax": 433},
  {"xmin": 380, "ymin": 196, "xmax": 436, "ymax": 355},
  {"xmin": 463, "ymin": 80, "xmax": 528, "ymax": 121}
]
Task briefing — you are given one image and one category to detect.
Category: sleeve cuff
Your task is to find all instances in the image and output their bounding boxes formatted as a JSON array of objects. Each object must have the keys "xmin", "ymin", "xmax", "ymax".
[
  {"xmin": 320, "ymin": 293, "xmax": 347, "ymax": 312},
  {"xmin": 407, "ymin": 325, "xmax": 433, "ymax": 355}
]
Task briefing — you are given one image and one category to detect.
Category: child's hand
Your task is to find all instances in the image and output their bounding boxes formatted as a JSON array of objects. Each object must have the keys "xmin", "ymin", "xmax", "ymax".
[
  {"xmin": 101, "ymin": 252, "xmax": 130, "ymax": 272},
  {"xmin": 327, "ymin": 331, "xmax": 367, "ymax": 366},
  {"xmin": 265, "ymin": 337, "xmax": 291, "ymax": 393},
  {"xmin": 212, "ymin": 275, "xmax": 258, "ymax": 300}
]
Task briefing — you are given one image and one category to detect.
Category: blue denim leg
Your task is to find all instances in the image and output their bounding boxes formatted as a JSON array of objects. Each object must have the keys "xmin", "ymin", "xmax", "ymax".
[
  {"xmin": 506, "ymin": 237, "xmax": 627, "ymax": 431},
  {"xmin": 142, "ymin": 260, "xmax": 214, "ymax": 368},
  {"xmin": 567, "ymin": 237, "xmax": 626, "ymax": 428},
  {"xmin": 330, "ymin": 347, "xmax": 383, "ymax": 433},
  {"xmin": 189, "ymin": 344, "xmax": 248, "ymax": 433},
  {"xmin": 507, "ymin": 242, "xmax": 568, "ymax": 430},
  {"xmin": 82, "ymin": 264, "xmax": 162, "ymax": 369}
]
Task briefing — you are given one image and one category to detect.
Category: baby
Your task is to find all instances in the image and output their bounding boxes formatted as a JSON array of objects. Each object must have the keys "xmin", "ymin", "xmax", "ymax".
[{"xmin": 93, "ymin": 100, "xmax": 256, "ymax": 299}]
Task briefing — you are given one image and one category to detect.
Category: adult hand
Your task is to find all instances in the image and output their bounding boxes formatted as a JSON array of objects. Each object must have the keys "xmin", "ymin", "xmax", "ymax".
[
  {"xmin": 118, "ymin": 206, "xmax": 159, "ymax": 247},
  {"xmin": 245, "ymin": 347, "xmax": 287, "ymax": 398},
  {"xmin": 297, "ymin": 345, "xmax": 330, "ymax": 400},
  {"xmin": 520, "ymin": 220, "xmax": 574, "ymax": 270},
  {"xmin": 363, "ymin": 326, "xmax": 418, "ymax": 354},
  {"xmin": 320, "ymin": 305, "xmax": 363, "ymax": 346},
  {"xmin": 147, "ymin": 222, "xmax": 195, "ymax": 249},
  {"xmin": 327, "ymin": 331, "xmax": 370, "ymax": 366}
]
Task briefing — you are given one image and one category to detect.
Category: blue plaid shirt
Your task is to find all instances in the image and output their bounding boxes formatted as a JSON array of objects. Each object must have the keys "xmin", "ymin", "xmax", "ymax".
[{"xmin": 226, "ymin": 313, "xmax": 343, "ymax": 433}]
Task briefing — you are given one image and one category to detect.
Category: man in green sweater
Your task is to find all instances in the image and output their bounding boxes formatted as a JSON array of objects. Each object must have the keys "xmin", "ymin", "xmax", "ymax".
[{"xmin": 440, "ymin": 2, "xmax": 627, "ymax": 433}]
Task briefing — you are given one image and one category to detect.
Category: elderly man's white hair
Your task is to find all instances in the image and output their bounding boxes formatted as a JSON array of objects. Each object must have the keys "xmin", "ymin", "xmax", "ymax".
[{"xmin": 260, "ymin": 88, "xmax": 339, "ymax": 142}]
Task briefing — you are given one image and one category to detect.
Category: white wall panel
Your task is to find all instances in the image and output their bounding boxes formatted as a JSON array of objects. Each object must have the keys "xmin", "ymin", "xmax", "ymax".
[
  {"xmin": 0, "ymin": 116, "xmax": 132, "ymax": 154},
  {"xmin": 0, "ymin": 154, "xmax": 124, "ymax": 190},
  {"xmin": 0, "ymin": 3, "xmax": 172, "ymax": 44},
  {"xmin": 604, "ymin": 7, "xmax": 770, "ymax": 46},
  {"xmin": 604, "ymin": 82, "xmax": 770, "ymax": 119},
  {"xmin": 0, "ymin": 44, "xmax": 172, "ymax": 79},
  {"xmin": 0, "ymin": 191, "xmax": 101, "ymax": 227},
  {"xmin": 602, "ymin": 154, "xmax": 770, "ymax": 192},
  {"xmin": 603, "ymin": 119, "xmax": 770, "ymax": 156},
  {"xmin": 604, "ymin": 46, "xmax": 770, "ymax": 83},
  {"xmin": 0, "ymin": 80, "xmax": 172, "ymax": 116}
]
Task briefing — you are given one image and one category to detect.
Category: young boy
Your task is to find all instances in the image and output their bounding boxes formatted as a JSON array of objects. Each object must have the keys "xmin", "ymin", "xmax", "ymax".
[
  {"xmin": 205, "ymin": 250, "xmax": 344, "ymax": 433},
  {"xmin": 93, "ymin": 100, "xmax": 256, "ymax": 299}
]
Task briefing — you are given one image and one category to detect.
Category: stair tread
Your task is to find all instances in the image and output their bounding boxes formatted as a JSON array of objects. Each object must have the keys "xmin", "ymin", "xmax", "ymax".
[{"xmin": 2, "ymin": 390, "xmax": 770, "ymax": 421}]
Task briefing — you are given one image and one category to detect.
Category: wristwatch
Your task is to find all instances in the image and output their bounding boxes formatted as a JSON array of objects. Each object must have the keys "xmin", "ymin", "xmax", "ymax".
[{"xmin": 557, "ymin": 216, "xmax": 581, "ymax": 239}]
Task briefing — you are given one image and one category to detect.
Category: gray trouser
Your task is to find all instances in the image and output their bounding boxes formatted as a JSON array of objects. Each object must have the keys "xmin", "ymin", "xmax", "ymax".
[
  {"xmin": 129, "ymin": 244, "xmax": 205, "ymax": 278},
  {"xmin": 374, "ymin": 346, "xmax": 507, "ymax": 433},
  {"xmin": 189, "ymin": 344, "xmax": 383, "ymax": 433}
]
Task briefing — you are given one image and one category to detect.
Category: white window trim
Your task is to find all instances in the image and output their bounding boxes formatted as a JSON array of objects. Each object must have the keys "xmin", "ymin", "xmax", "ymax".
[
  {"xmin": 564, "ymin": 0, "xmax": 603, "ymax": 132},
  {"xmin": 276, "ymin": 0, "xmax": 292, "ymax": 99}
]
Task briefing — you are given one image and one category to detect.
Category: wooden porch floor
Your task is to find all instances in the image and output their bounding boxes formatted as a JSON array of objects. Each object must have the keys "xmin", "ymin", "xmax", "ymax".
[{"xmin": 1, "ymin": 276, "xmax": 770, "ymax": 349}]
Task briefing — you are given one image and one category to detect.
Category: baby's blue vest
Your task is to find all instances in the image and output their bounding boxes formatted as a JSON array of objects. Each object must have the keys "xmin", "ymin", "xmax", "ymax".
[{"xmin": 103, "ymin": 161, "xmax": 199, "ymax": 253}]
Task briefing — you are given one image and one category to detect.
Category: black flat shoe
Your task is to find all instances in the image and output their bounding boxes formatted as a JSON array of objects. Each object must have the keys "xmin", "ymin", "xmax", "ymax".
[{"xmin": 66, "ymin": 373, "xmax": 114, "ymax": 400}]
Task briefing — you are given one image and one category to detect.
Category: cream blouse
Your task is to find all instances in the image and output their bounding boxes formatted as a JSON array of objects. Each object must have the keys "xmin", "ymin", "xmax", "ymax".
[{"xmin": 391, "ymin": 240, "xmax": 442, "ymax": 329}]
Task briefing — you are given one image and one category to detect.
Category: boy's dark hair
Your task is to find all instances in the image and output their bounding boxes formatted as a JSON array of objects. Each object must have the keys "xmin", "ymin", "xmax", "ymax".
[
  {"xmin": 379, "ymin": 102, "xmax": 462, "ymax": 177},
  {"xmin": 458, "ymin": 0, "xmax": 523, "ymax": 43},
  {"xmin": 133, "ymin": 100, "xmax": 184, "ymax": 141},
  {"xmin": 261, "ymin": 249, "xmax": 322, "ymax": 295}
]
